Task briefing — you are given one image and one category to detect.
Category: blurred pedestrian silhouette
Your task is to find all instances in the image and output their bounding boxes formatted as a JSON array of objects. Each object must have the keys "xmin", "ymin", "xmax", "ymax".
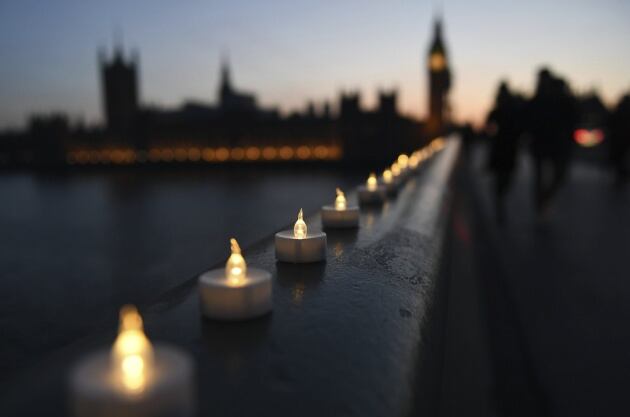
[
  {"xmin": 486, "ymin": 81, "xmax": 524, "ymax": 224},
  {"xmin": 527, "ymin": 68, "xmax": 578, "ymax": 215},
  {"xmin": 609, "ymin": 93, "xmax": 630, "ymax": 184}
]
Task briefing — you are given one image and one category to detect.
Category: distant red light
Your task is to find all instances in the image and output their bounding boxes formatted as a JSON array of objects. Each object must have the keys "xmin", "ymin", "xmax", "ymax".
[{"xmin": 574, "ymin": 128, "xmax": 604, "ymax": 147}]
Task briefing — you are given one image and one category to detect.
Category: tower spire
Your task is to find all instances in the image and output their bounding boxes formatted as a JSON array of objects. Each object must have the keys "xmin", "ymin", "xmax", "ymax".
[
  {"xmin": 220, "ymin": 51, "xmax": 231, "ymax": 89},
  {"xmin": 113, "ymin": 25, "xmax": 124, "ymax": 60},
  {"xmin": 426, "ymin": 15, "xmax": 451, "ymax": 138}
]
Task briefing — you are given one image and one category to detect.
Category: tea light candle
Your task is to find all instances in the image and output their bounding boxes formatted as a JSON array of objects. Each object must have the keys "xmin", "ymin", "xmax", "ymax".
[
  {"xmin": 70, "ymin": 306, "xmax": 195, "ymax": 417},
  {"xmin": 321, "ymin": 188, "xmax": 359, "ymax": 229},
  {"xmin": 275, "ymin": 209, "xmax": 327, "ymax": 263},
  {"xmin": 391, "ymin": 161, "xmax": 403, "ymax": 181},
  {"xmin": 199, "ymin": 238, "xmax": 272, "ymax": 321},
  {"xmin": 358, "ymin": 173, "xmax": 386, "ymax": 205},
  {"xmin": 397, "ymin": 154, "xmax": 408, "ymax": 170},
  {"xmin": 381, "ymin": 169, "xmax": 398, "ymax": 195},
  {"xmin": 408, "ymin": 152, "xmax": 420, "ymax": 171}
]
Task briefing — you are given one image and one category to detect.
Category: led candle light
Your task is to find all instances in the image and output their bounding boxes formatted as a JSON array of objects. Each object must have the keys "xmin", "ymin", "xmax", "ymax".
[
  {"xmin": 397, "ymin": 154, "xmax": 410, "ymax": 180},
  {"xmin": 381, "ymin": 169, "xmax": 398, "ymax": 195},
  {"xmin": 358, "ymin": 172, "xmax": 386, "ymax": 205},
  {"xmin": 391, "ymin": 161, "xmax": 401, "ymax": 178},
  {"xmin": 321, "ymin": 188, "xmax": 359, "ymax": 228},
  {"xmin": 275, "ymin": 209, "xmax": 327, "ymax": 263},
  {"xmin": 397, "ymin": 154, "xmax": 409, "ymax": 171},
  {"xmin": 199, "ymin": 238, "xmax": 272, "ymax": 320},
  {"xmin": 70, "ymin": 306, "xmax": 195, "ymax": 417},
  {"xmin": 408, "ymin": 153, "xmax": 419, "ymax": 171}
]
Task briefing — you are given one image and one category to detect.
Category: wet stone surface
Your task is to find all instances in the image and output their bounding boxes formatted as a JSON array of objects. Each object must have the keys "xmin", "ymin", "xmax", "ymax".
[{"xmin": 0, "ymin": 140, "xmax": 460, "ymax": 417}]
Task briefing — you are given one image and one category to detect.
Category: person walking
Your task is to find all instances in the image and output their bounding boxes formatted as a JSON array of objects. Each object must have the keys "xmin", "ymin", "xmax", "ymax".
[{"xmin": 486, "ymin": 81, "xmax": 524, "ymax": 224}]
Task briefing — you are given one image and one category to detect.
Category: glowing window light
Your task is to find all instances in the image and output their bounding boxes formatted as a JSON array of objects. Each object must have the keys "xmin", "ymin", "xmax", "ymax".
[
  {"xmin": 293, "ymin": 208, "xmax": 307, "ymax": 239},
  {"xmin": 382, "ymin": 169, "xmax": 393, "ymax": 184},
  {"xmin": 188, "ymin": 148, "xmax": 201, "ymax": 161},
  {"xmin": 246, "ymin": 147, "xmax": 261, "ymax": 161},
  {"xmin": 279, "ymin": 146, "xmax": 294, "ymax": 160},
  {"xmin": 111, "ymin": 149, "xmax": 126, "ymax": 164},
  {"xmin": 148, "ymin": 149, "xmax": 161, "ymax": 162},
  {"xmin": 391, "ymin": 162, "xmax": 401, "ymax": 176},
  {"xmin": 216, "ymin": 147, "xmax": 230, "ymax": 161},
  {"xmin": 111, "ymin": 305, "xmax": 153, "ymax": 394},
  {"xmin": 328, "ymin": 146, "xmax": 342, "ymax": 159},
  {"xmin": 429, "ymin": 53, "xmax": 446, "ymax": 71},
  {"xmin": 335, "ymin": 188, "xmax": 347, "ymax": 211},
  {"xmin": 175, "ymin": 148, "xmax": 188, "ymax": 162},
  {"xmin": 225, "ymin": 238, "xmax": 247, "ymax": 287},
  {"xmin": 202, "ymin": 148, "xmax": 215, "ymax": 162},
  {"xmin": 262, "ymin": 147, "xmax": 277, "ymax": 160},
  {"xmin": 296, "ymin": 146, "xmax": 311, "ymax": 160},
  {"xmin": 397, "ymin": 154, "xmax": 409, "ymax": 169},
  {"xmin": 161, "ymin": 149, "xmax": 175, "ymax": 162},
  {"xmin": 295, "ymin": 146, "xmax": 309, "ymax": 159},
  {"xmin": 574, "ymin": 128, "xmax": 604, "ymax": 147},
  {"xmin": 231, "ymin": 147, "xmax": 245, "ymax": 160},
  {"xmin": 313, "ymin": 145, "xmax": 329, "ymax": 159},
  {"xmin": 367, "ymin": 172, "xmax": 378, "ymax": 191}
]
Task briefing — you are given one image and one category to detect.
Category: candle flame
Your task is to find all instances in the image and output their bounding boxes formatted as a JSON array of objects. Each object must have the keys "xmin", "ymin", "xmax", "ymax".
[
  {"xmin": 382, "ymin": 169, "xmax": 393, "ymax": 184},
  {"xmin": 367, "ymin": 173, "xmax": 377, "ymax": 191},
  {"xmin": 294, "ymin": 208, "xmax": 307, "ymax": 239},
  {"xmin": 391, "ymin": 162, "xmax": 401, "ymax": 176},
  {"xmin": 335, "ymin": 188, "xmax": 347, "ymax": 211},
  {"xmin": 397, "ymin": 154, "xmax": 408, "ymax": 169},
  {"xmin": 409, "ymin": 153, "xmax": 419, "ymax": 169},
  {"xmin": 111, "ymin": 305, "xmax": 153, "ymax": 394},
  {"xmin": 225, "ymin": 238, "xmax": 247, "ymax": 286}
]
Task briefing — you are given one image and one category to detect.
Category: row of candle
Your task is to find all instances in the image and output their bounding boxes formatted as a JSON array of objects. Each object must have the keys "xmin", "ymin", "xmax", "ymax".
[{"xmin": 69, "ymin": 138, "xmax": 446, "ymax": 417}]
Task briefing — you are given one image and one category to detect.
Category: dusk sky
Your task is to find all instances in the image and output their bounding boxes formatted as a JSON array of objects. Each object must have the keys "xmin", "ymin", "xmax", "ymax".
[{"xmin": 1, "ymin": 0, "xmax": 629, "ymax": 129}]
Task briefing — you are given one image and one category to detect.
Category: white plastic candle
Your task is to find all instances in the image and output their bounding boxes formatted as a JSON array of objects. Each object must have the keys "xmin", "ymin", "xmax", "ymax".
[
  {"xmin": 409, "ymin": 153, "xmax": 420, "ymax": 170},
  {"xmin": 381, "ymin": 169, "xmax": 398, "ymax": 195},
  {"xmin": 391, "ymin": 162, "xmax": 401, "ymax": 177},
  {"xmin": 358, "ymin": 173, "xmax": 386, "ymax": 205},
  {"xmin": 199, "ymin": 238, "xmax": 272, "ymax": 320},
  {"xmin": 391, "ymin": 161, "xmax": 406, "ymax": 186},
  {"xmin": 397, "ymin": 154, "xmax": 408, "ymax": 170},
  {"xmin": 275, "ymin": 209, "xmax": 327, "ymax": 263},
  {"xmin": 321, "ymin": 188, "xmax": 359, "ymax": 229},
  {"xmin": 70, "ymin": 306, "xmax": 195, "ymax": 417}
]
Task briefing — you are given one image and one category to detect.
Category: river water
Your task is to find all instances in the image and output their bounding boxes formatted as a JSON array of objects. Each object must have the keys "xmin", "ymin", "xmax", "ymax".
[{"xmin": 0, "ymin": 166, "xmax": 363, "ymax": 380}]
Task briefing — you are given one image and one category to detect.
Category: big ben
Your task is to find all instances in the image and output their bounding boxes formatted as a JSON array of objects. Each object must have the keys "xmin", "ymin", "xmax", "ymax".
[{"xmin": 426, "ymin": 18, "xmax": 451, "ymax": 138}]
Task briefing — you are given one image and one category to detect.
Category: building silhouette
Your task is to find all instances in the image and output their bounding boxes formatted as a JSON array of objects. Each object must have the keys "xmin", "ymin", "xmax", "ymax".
[
  {"xmin": 99, "ymin": 45, "xmax": 139, "ymax": 137},
  {"xmin": 426, "ymin": 18, "xmax": 451, "ymax": 138},
  {"xmin": 0, "ymin": 19, "xmax": 458, "ymax": 169},
  {"xmin": 218, "ymin": 58, "xmax": 257, "ymax": 114}
]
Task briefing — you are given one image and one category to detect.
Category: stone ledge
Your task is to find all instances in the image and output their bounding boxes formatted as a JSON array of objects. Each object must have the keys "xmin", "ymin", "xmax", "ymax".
[{"xmin": 0, "ymin": 137, "xmax": 461, "ymax": 417}]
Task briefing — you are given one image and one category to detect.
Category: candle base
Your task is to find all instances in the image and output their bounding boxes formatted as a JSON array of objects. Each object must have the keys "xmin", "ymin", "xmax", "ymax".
[
  {"xmin": 321, "ymin": 205, "xmax": 359, "ymax": 228},
  {"xmin": 383, "ymin": 181, "xmax": 398, "ymax": 196},
  {"xmin": 199, "ymin": 268, "xmax": 272, "ymax": 321},
  {"xmin": 70, "ymin": 345, "xmax": 195, "ymax": 417},
  {"xmin": 275, "ymin": 230, "xmax": 327, "ymax": 263},
  {"xmin": 357, "ymin": 185, "xmax": 386, "ymax": 205}
]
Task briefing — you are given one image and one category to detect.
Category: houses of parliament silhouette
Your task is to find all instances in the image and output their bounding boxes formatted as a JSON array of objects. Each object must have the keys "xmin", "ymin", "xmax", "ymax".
[{"xmin": 0, "ymin": 19, "xmax": 452, "ymax": 168}]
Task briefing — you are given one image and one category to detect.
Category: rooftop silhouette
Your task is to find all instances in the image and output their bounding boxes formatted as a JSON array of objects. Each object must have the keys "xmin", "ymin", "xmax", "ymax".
[{"xmin": 0, "ymin": 18, "xmax": 453, "ymax": 168}]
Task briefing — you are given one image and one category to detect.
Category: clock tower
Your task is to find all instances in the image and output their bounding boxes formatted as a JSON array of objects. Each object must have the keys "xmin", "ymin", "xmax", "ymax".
[{"xmin": 426, "ymin": 18, "xmax": 451, "ymax": 138}]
